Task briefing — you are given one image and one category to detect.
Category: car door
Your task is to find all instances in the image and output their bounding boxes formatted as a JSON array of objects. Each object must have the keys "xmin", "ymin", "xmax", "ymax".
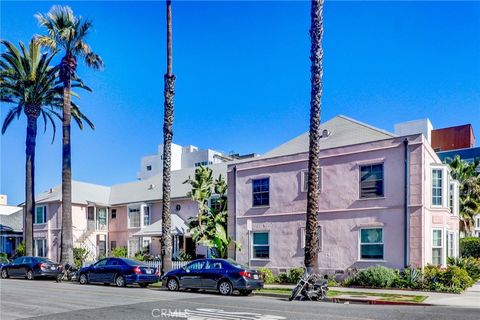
[
  {"xmin": 105, "ymin": 258, "xmax": 120, "ymax": 283},
  {"xmin": 20, "ymin": 257, "xmax": 32, "ymax": 276},
  {"xmin": 9, "ymin": 257, "xmax": 24, "ymax": 276},
  {"xmin": 202, "ymin": 260, "xmax": 225, "ymax": 289},
  {"xmin": 89, "ymin": 259, "xmax": 108, "ymax": 282},
  {"xmin": 179, "ymin": 260, "xmax": 205, "ymax": 288}
]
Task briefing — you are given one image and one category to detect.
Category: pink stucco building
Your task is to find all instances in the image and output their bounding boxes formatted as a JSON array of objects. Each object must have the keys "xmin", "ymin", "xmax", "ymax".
[{"xmin": 227, "ymin": 116, "xmax": 460, "ymax": 273}]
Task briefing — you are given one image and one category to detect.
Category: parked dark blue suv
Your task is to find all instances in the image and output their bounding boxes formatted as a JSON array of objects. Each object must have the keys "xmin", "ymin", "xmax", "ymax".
[
  {"xmin": 78, "ymin": 257, "xmax": 159, "ymax": 287},
  {"xmin": 161, "ymin": 259, "xmax": 264, "ymax": 295}
]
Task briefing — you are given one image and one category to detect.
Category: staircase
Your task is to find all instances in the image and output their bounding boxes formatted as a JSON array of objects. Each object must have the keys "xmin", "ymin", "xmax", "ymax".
[{"xmin": 73, "ymin": 229, "xmax": 97, "ymax": 262}]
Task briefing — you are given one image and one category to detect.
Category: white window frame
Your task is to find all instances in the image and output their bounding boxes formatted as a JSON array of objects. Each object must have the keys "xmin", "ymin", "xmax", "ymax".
[
  {"xmin": 358, "ymin": 227, "xmax": 385, "ymax": 261},
  {"xmin": 251, "ymin": 231, "xmax": 270, "ymax": 260},
  {"xmin": 300, "ymin": 226, "xmax": 323, "ymax": 251},
  {"xmin": 432, "ymin": 228, "xmax": 444, "ymax": 266},
  {"xmin": 34, "ymin": 238, "xmax": 47, "ymax": 257},
  {"xmin": 301, "ymin": 168, "xmax": 322, "ymax": 193},
  {"xmin": 141, "ymin": 204, "xmax": 151, "ymax": 227},
  {"xmin": 128, "ymin": 238, "xmax": 139, "ymax": 257},
  {"xmin": 431, "ymin": 166, "xmax": 448, "ymax": 208},
  {"xmin": 127, "ymin": 205, "xmax": 141, "ymax": 229},
  {"xmin": 359, "ymin": 163, "xmax": 384, "ymax": 199},
  {"xmin": 447, "ymin": 231, "xmax": 456, "ymax": 258},
  {"xmin": 449, "ymin": 180, "xmax": 460, "ymax": 216},
  {"xmin": 34, "ymin": 206, "xmax": 47, "ymax": 225}
]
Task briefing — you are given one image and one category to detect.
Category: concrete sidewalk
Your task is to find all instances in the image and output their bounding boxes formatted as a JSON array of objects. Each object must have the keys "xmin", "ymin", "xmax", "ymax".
[{"xmin": 264, "ymin": 282, "xmax": 480, "ymax": 308}]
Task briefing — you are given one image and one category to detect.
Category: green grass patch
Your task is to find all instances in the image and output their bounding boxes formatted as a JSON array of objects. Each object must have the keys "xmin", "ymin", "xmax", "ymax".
[{"xmin": 257, "ymin": 288, "xmax": 427, "ymax": 303}]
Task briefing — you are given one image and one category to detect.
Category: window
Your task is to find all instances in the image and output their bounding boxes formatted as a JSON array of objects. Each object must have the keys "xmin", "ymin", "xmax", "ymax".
[
  {"xmin": 301, "ymin": 226, "xmax": 322, "ymax": 251},
  {"xmin": 210, "ymin": 197, "xmax": 222, "ymax": 212},
  {"xmin": 128, "ymin": 239, "xmax": 139, "ymax": 256},
  {"xmin": 432, "ymin": 229, "xmax": 443, "ymax": 265},
  {"xmin": 432, "ymin": 169, "xmax": 443, "ymax": 206},
  {"xmin": 360, "ymin": 164, "xmax": 384, "ymax": 198},
  {"xmin": 107, "ymin": 259, "xmax": 120, "ymax": 266},
  {"xmin": 252, "ymin": 178, "xmax": 269, "ymax": 207},
  {"xmin": 98, "ymin": 208, "xmax": 107, "ymax": 226},
  {"xmin": 35, "ymin": 206, "xmax": 47, "ymax": 224},
  {"xmin": 110, "ymin": 241, "xmax": 117, "ymax": 250},
  {"xmin": 146, "ymin": 165, "xmax": 152, "ymax": 171},
  {"xmin": 128, "ymin": 207, "xmax": 141, "ymax": 228},
  {"xmin": 111, "ymin": 209, "xmax": 117, "ymax": 219},
  {"xmin": 194, "ymin": 161, "xmax": 212, "ymax": 167},
  {"xmin": 87, "ymin": 207, "xmax": 95, "ymax": 220},
  {"xmin": 142, "ymin": 238, "xmax": 151, "ymax": 253},
  {"xmin": 186, "ymin": 260, "xmax": 205, "ymax": 271},
  {"xmin": 359, "ymin": 228, "xmax": 384, "ymax": 260},
  {"xmin": 301, "ymin": 169, "xmax": 322, "ymax": 193},
  {"xmin": 449, "ymin": 183, "xmax": 454, "ymax": 212},
  {"xmin": 206, "ymin": 260, "xmax": 223, "ymax": 269},
  {"xmin": 34, "ymin": 238, "xmax": 47, "ymax": 257},
  {"xmin": 94, "ymin": 259, "xmax": 108, "ymax": 267},
  {"xmin": 252, "ymin": 231, "xmax": 269, "ymax": 259},
  {"xmin": 143, "ymin": 205, "xmax": 151, "ymax": 226},
  {"xmin": 447, "ymin": 232, "xmax": 455, "ymax": 258}
]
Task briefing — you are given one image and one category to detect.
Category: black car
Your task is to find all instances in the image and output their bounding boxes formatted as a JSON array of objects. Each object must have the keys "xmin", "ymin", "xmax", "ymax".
[
  {"xmin": 161, "ymin": 259, "xmax": 264, "ymax": 296},
  {"xmin": 0, "ymin": 256, "xmax": 61, "ymax": 280},
  {"xmin": 78, "ymin": 257, "xmax": 159, "ymax": 287}
]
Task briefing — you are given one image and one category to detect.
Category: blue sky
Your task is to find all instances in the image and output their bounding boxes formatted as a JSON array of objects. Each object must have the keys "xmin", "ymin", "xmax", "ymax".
[{"xmin": 1, "ymin": 1, "xmax": 479, "ymax": 205}]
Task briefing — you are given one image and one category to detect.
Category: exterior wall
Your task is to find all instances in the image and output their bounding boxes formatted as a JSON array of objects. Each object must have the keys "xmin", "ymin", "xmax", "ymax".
[
  {"xmin": 228, "ymin": 134, "xmax": 460, "ymax": 272},
  {"xmin": 431, "ymin": 124, "xmax": 475, "ymax": 151}
]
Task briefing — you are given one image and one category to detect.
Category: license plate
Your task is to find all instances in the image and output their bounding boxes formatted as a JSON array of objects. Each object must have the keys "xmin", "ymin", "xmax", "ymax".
[
  {"xmin": 146, "ymin": 269, "xmax": 152, "ymax": 274},
  {"xmin": 253, "ymin": 274, "xmax": 259, "ymax": 280},
  {"xmin": 50, "ymin": 266, "xmax": 56, "ymax": 270}
]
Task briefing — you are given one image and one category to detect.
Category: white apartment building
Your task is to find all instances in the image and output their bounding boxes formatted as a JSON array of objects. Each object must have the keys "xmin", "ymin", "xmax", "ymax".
[{"xmin": 137, "ymin": 143, "xmax": 233, "ymax": 180}]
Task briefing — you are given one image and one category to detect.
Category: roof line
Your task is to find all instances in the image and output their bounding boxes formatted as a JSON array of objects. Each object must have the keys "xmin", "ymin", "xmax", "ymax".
[{"xmin": 336, "ymin": 115, "xmax": 396, "ymax": 137}]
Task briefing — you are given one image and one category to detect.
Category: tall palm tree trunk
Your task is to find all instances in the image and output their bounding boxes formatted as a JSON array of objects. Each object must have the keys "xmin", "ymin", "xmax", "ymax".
[
  {"xmin": 24, "ymin": 114, "xmax": 37, "ymax": 256},
  {"xmin": 161, "ymin": 0, "xmax": 175, "ymax": 274},
  {"xmin": 304, "ymin": 0, "xmax": 324, "ymax": 271},
  {"xmin": 60, "ymin": 53, "xmax": 76, "ymax": 265}
]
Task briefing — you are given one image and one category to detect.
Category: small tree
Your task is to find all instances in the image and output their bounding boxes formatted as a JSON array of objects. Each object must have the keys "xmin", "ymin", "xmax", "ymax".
[{"xmin": 184, "ymin": 166, "xmax": 238, "ymax": 258}]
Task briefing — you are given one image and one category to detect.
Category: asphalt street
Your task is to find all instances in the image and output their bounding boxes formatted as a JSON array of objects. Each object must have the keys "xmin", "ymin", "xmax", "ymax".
[{"xmin": 1, "ymin": 279, "xmax": 479, "ymax": 320}]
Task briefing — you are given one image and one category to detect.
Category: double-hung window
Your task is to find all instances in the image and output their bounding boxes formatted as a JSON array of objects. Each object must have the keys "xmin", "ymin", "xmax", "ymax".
[
  {"xmin": 252, "ymin": 231, "xmax": 269, "ymax": 259},
  {"xmin": 432, "ymin": 229, "xmax": 443, "ymax": 265},
  {"xmin": 35, "ymin": 206, "xmax": 47, "ymax": 224},
  {"xmin": 432, "ymin": 169, "xmax": 443, "ymax": 206},
  {"xmin": 143, "ymin": 205, "xmax": 151, "ymax": 226},
  {"xmin": 34, "ymin": 238, "xmax": 47, "ymax": 257},
  {"xmin": 128, "ymin": 207, "xmax": 141, "ymax": 228},
  {"xmin": 252, "ymin": 178, "xmax": 269, "ymax": 207},
  {"xmin": 359, "ymin": 228, "xmax": 384, "ymax": 260},
  {"xmin": 360, "ymin": 164, "xmax": 384, "ymax": 198}
]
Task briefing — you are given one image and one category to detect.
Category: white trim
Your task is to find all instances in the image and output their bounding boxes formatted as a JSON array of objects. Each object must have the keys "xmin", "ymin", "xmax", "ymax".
[
  {"xmin": 236, "ymin": 206, "xmax": 392, "ymax": 219},
  {"xmin": 432, "ymin": 228, "xmax": 444, "ymax": 266},
  {"xmin": 34, "ymin": 206, "xmax": 47, "ymax": 225}
]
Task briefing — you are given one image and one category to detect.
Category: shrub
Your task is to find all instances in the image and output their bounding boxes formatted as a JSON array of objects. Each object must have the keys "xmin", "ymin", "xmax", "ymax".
[
  {"xmin": 288, "ymin": 267, "xmax": 304, "ymax": 284},
  {"xmin": 73, "ymin": 247, "xmax": 89, "ymax": 268},
  {"xmin": 276, "ymin": 272, "xmax": 289, "ymax": 284},
  {"xmin": 111, "ymin": 246, "xmax": 128, "ymax": 258},
  {"xmin": 346, "ymin": 266, "xmax": 399, "ymax": 288},
  {"xmin": 15, "ymin": 241, "xmax": 25, "ymax": 257},
  {"xmin": 423, "ymin": 264, "xmax": 474, "ymax": 292},
  {"xmin": 258, "ymin": 267, "xmax": 275, "ymax": 284},
  {"xmin": 448, "ymin": 257, "xmax": 480, "ymax": 281},
  {"xmin": 460, "ymin": 237, "xmax": 480, "ymax": 258},
  {"xmin": 394, "ymin": 267, "xmax": 422, "ymax": 289}
]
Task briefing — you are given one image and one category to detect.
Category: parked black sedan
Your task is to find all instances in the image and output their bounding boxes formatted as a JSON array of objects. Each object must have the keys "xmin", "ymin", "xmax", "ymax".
[
  {"xmin": 161, "ymin": 259, "xmax": 264, "ymax": 295},
  {"xmin": 0, "ymin": 256, "xmax": 61, "ymax": 280},
  {"xmin": 78, "ymin": 257, "xmax": 159, "ymax": 287}
]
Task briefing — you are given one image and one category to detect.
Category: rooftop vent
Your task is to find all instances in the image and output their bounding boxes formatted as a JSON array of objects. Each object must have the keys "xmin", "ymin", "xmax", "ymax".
[
  {"xmin": 321, "ymin": 129, "xmax": 331, "ymax": 139},
  {"xmin": 148, "ymin": 184, "xmax": 155, "ymax": 190}
]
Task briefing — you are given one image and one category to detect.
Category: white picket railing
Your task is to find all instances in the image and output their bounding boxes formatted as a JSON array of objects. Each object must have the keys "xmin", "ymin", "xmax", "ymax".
[{"xmin": 143, "ymin": 260, "xmax": 190, "ymax": 271}]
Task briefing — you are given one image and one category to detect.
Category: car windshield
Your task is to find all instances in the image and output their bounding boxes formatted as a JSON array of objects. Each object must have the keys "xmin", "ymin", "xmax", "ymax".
[{"xmin": 121, "ymin": 258, "xmax": 147, "ymax": 266}]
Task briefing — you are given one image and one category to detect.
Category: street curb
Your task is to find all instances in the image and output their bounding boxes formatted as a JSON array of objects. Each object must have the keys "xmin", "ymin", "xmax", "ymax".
[{"xmin": 253, "ymin": 292, "xmax": 432, "ymax": 306}]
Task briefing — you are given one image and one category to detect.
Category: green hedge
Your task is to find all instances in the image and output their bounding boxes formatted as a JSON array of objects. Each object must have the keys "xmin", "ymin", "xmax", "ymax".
[{"xmin": 460, "ymin": 237, "xmax": 480, "ymax": 258}]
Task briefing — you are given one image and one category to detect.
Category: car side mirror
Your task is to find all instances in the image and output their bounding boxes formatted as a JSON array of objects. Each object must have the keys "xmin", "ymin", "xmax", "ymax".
[{"xmin": 185, "ymin": 268, "xmax": 190, "ymax": 273}]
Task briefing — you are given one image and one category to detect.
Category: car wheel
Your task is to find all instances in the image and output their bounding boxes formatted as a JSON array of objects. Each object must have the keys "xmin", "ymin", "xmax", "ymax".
[
  {"xmin": 239, "ymin": 289, "xmax": 252, "ymax": 296},
  {"xmin": 115, "ymin": 275, "xmax": 126, "ymax": 287},
  {"xmin": 218, "ymin": 280, "xmax": 233, "ymax": 296},
  {"xmin": 79, "ymin": 273, "xmax": 89, "ymax": 285},
  {"xmin": 1, "ymin": 268, "xmax": 8, "ymax": 279},
  {"xmin": 139, "ymin": 283, "xmax": 149, "ymax": 288},
  {"xmin": 26, "ymin": 270, "xmax": 34, "ymax": 280},
  {"xmin": 166, "ymin": 278, "xmax": 179, "ymax": 291}
]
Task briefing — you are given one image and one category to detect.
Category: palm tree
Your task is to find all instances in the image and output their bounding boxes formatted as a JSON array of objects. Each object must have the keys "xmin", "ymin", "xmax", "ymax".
[
  {"xmin": 1, "ymin": 39, "xmax": 94, "ymax": 256},
  {"xmin": 35, "ymin": 6, "xmax": 103, "ymax": 265},
  {"xmin": 448, "ymin": 156, "xmax": 480, "ymax": 235},
  {"xmin": 1, "ymin": 39, "xmax": 59, "ymax": 256},
  {"xmin": 304, "ymin": 0, "xmax": 324, "ymax": 272},
  {"xmin": 161, "ymin": 0, "xmax": 175, "ymax": 274}
]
